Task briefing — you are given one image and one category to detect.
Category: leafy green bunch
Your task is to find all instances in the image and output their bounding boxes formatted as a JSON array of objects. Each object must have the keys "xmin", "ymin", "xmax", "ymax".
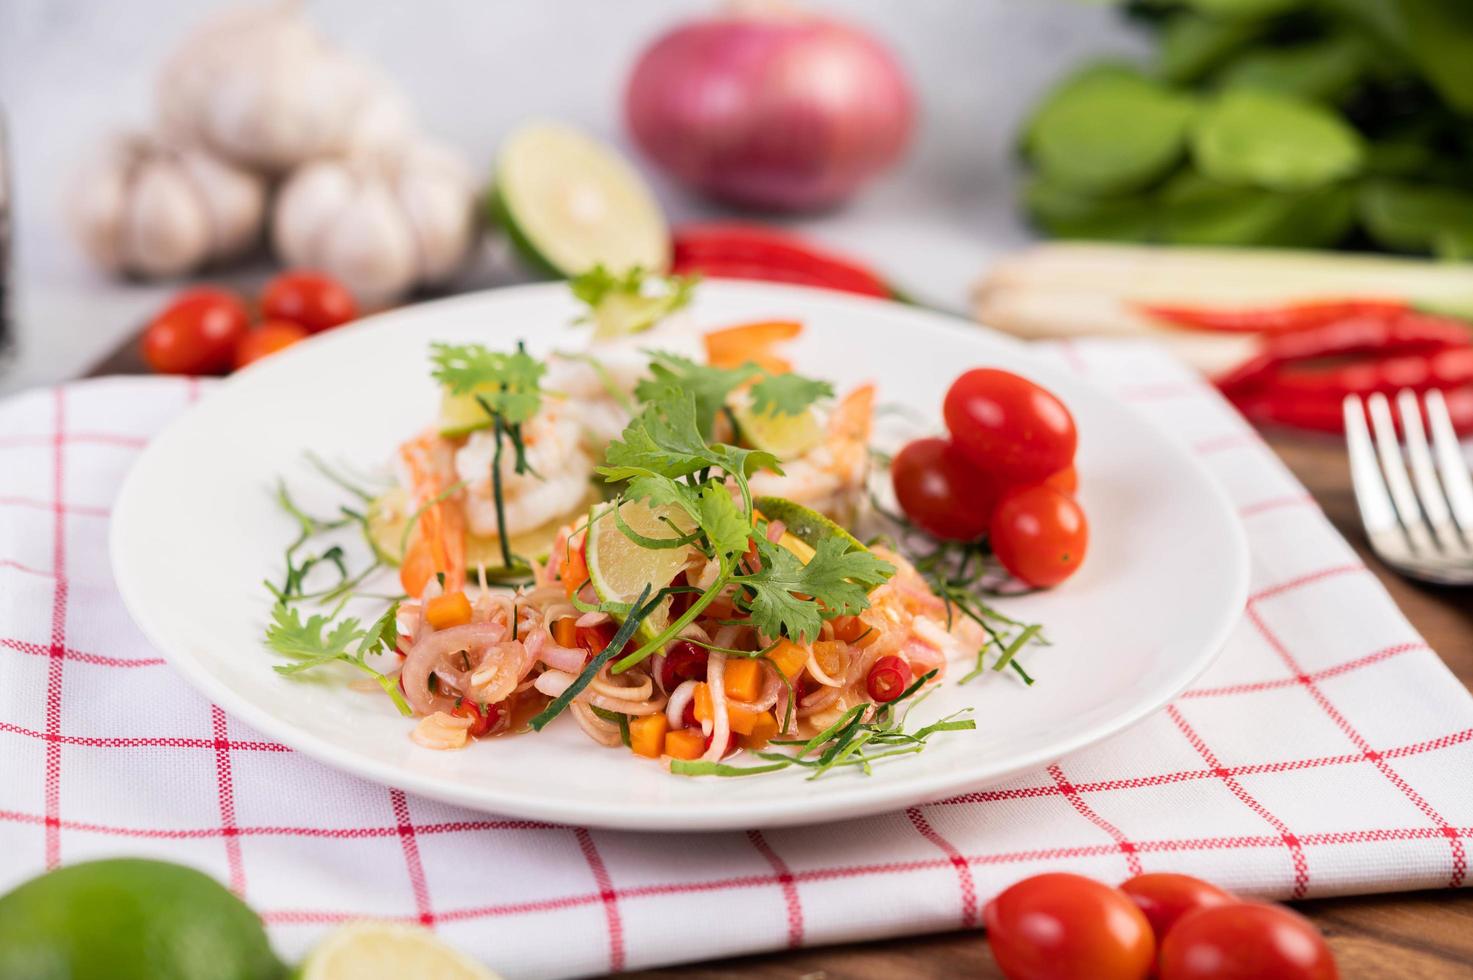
[
  {"xmin": 594, "ymin": 384, "xmax": 894, "ymax": 676},
  {"xmin": 1023, "ymin": 0, "xmax": 1473, "ymax": 257}
]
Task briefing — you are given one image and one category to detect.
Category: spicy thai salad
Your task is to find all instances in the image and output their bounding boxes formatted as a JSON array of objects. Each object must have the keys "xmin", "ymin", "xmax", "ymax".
[{"xmin": 264, "ymin": 270, "xmax": 1079, "ymax": 778}]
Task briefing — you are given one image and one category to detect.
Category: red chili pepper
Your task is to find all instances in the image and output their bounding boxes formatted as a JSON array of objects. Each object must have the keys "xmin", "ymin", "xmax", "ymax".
[
  {"xmin": 672, "ymin": 224, "xmax": 892, "ymax": 299},
  {"xmin": 1142, "ymin": 298, "xmax": 1412, "ymax": 334},
  {"xmin": 866, "ymin": 655, "xmax": 912, "ymax": 704},
  {"xmin": 1216, "ymin": 311, "xmax": 1473, "ymax": 396},
  {"xmin": 1233, "ymin": 384, "xmax": 1473, "ymax": 434},
  {"xmin": 453, "ymin": 700, "xmax": 501, "ymax": 738}
]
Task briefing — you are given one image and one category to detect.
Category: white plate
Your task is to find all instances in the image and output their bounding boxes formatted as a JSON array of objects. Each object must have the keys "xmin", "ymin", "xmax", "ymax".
[{"xmin": 111, "ymin": 281, "xmax": 1248, "ymax": 831}]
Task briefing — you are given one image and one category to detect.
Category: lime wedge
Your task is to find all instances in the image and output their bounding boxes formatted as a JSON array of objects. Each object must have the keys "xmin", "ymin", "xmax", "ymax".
[
  {"xmin": 300, "ymin": 922, "xmax": 499, "ymax": 980},
  {"xmin": 586, "ymin": 500, "xmax": 698, "ymax": 644},
  {"xmin": 732, "ymin": 403, "xmax": 824, "ymax": 460},
  {"xmin": 367, "ymin": 487, "xmax": 596, "ymax": 578},
  {"xmin": 754, "ymin": 496, "xmax": 867, "ymax": 554},
  {"xmin": 437, "ymin": 387, "xmax": 495, "ymax": 439},
  {"xmin": 491, "ymin": 122, "xmax": 670, "ymax": 277}
]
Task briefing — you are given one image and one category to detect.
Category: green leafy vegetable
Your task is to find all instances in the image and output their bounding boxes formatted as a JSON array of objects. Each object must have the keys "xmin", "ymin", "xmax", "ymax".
[
  {"xmin": 736, "ymin": 537, "xmax": 895, "ymax": 643},
  {"xmin": 748, "ymin": 373, "xmax": 834, "ymax": 418},
  {"xmin": 570, "ymin": 265, "xmax": 698, "ymax": 338},
  {"xmin": 429, "ymin": 341, "xmax": 545, "ymax": 424},
  {"xmin": 265, "ymin": 603, "xmax": 410, "ymax": 716}
]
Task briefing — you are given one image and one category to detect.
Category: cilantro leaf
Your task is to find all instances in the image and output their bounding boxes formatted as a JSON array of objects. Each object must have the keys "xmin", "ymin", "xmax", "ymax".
[
  {"xmin": 599, "ymin": 390, "xmax": 781, "ymax": 484},
  {"xmin": 697, "ymin": 484, "xmax": 752, "ymax": 560},
  {"xmin": 264, "ymin": 604, "xmax": 411, "ymax": 716},
  {"xmin": 428, "ymin": 342, "xmax": 545, "ymax": 424},
  {"xmin": 570, "ymin": 265, "xmax": 698, "ymax": 337},
  {"xmin": 636, "ymin": 352, "xmax": 761, "ymax": 438},
  {"xmin": 623, "ymin": 474, "xmax": 701, "ymax": 523},
  {"xmin": 749, "ymin": 373, "xmax": 834, "ymax": 417},
  {"xmin": 738, "ymin": 537, "xmax": 896, "ymax": 642}
]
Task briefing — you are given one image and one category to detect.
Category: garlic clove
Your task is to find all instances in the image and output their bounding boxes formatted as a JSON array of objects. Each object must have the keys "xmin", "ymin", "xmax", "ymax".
[
  {"xmin": 121, "ymin": 158, "xmax": 211, "ymax": 278},
  {"xmin": 394, "ymin": 144, "xmax": 476, "ymax": 283},
  {"xmin": 272, "ymin": 159, "xmax": 357, "ymax": 268},
  {"xmin": 316, "ymin": 180, "xmax": 418, "ymax": 304},
  {"xmin": 65, "ymin": 138, "xmax": 136, "ymax": 273},
  {"xmin": 176, "ymin": 147, "xmax": 266, "ymax": 260}
]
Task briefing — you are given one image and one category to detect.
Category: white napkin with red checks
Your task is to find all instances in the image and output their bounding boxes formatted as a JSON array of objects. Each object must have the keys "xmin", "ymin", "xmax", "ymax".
[{"xmin": 2, "ymin": 342, "xmax": 1470, "ymax": 979}]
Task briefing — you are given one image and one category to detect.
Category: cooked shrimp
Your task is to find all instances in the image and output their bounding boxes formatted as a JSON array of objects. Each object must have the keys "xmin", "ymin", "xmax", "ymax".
[
  {"xmin": 453, "ymin": 399, "xmax": 595, "ymax": 539},
  {"xmin": 748, "ymin": 383, "xmax": 875, "ymax": 524},
  {"xmin": 397, "ymin": 431, "xmax": 467, "ymax": 597}
]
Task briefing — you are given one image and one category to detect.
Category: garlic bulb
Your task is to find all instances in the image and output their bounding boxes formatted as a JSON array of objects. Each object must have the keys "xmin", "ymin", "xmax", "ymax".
[
  {"xmin": 273, "ymin": 139, "xmax": 477, "ymax": 303},
  {"xmin": 66, "ymin": 131, "xmax": 266, "ymax": 278},
  {"xmin": 156, "ymin": 2, "xmax": 412, "ymax": 173}
]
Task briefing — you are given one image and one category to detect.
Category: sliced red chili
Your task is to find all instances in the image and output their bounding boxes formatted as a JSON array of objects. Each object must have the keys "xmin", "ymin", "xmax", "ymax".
[
  {"xmin": 454, "ymin": 700, "xmax": 501, "ymax": 738},
  {"xmin": 672, "ymin": 224, "xmax": 892, "ymax": 299},
  {"xmin": 866, "ymin": 656, "xmax": 912, "ymax": 704}
]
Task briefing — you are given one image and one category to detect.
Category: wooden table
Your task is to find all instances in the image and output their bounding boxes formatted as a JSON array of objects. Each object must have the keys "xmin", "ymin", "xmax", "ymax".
[{"xmin": 89, "ymin": 343, "xmax": 1473, "ymax": 978}]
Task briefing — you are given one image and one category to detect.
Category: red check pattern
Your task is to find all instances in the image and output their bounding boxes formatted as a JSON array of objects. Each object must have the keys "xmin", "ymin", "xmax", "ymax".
[{"xmin": 2, "ymin": 349, "xmax": 1471, "ymax": 978}]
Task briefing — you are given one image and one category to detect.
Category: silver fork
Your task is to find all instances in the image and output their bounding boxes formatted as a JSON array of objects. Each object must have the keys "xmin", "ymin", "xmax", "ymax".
[{"xmin": 1344, "ymin": 390, "xmax": 1473, "ymax": 585}]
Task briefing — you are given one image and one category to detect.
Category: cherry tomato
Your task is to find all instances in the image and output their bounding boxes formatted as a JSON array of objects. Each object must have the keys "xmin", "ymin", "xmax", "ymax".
[
  {"xmin": 233, "ymin": 320, "xmax": 309, "ymax": 370},
  {"xmin": 1159, "ymin": 903, "xmax": 1337, "ymax": 980},
  {"xmin": 891, "ymin": 437, "xmax": 997, "ymax": 541},
  {"xmin": 661, "ymin": 641, "xmax": 708, "ymax": 690},
  {"xmin": 1120, "ymin": 873, "xmax": 1236, "ymax": 943},
  {"xmin": 1045, "ymin": 465, "xmax": 1079, "ymax": 496},
  {"xmin": 984, "ymin": 872, "xmax": 1156, "ymax": 980},
  {"xmin": 944, "ymin": 369, "xmax": 1077, "ymax": 486},
  {"xmin": 260, "ymin": 270, "xmax": 357, "ymax": 333},
  {"xmin": 453, "ymin": 700, "xmax": 501, "ymax": 738},
  {"xmin": 866, "ymin": 655, "xmax": 912, "ymax": 703},
  {"xmin": 990, "ymin": 485, "xmax": 1088, "ymax": 588},
  {"xmin": 141, "ymin": 287, "xmax": 250, "ymax": 375},
  {"xmin": 576, "ymin": 622, "xmax": 617, "ymax": 655}
]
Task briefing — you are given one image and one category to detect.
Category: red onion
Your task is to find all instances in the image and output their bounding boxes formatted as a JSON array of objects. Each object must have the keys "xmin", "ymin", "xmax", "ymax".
[{"xmin": 625, "ymin": 6, "xmax": 914, "ymax": 211}]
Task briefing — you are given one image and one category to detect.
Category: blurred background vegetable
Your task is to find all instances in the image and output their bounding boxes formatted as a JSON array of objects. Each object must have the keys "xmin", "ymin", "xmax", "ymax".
[
  {"xmin": 625, "ymin": 1, "xmax": 914, "ymax": 212},
  {"xmin": 1018, "ymin": 0, "xmax": 1473, "ymax": 257}
]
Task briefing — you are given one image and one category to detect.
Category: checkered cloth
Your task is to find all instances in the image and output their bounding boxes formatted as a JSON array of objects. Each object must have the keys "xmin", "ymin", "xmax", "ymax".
[{"xmin": 2, "ymin": 342, "xmax": 1470, "ymax": 979}]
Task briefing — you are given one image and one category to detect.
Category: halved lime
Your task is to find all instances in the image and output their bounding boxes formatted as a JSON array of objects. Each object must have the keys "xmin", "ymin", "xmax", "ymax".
[
  {"xmin": 732, "ymin": 403, "xmax": 824, "ymax": 460},
  {"xmin": 490, "ymin": 122, "xmax": 670, "ymax": 277},
  {"xmin": 366, "ymin": 487, "xmax": 595, "ymax": 578},
  {"xmin": 754, "ymin": 496, "xmax": 867, "ymax": 554},
  {"xmin": 300, "ymin": 922, "xmax": 499, "ymax": 980},
  {"xmin": 586, "ymin": 500, "xmax": 698, "ymax": 644}
]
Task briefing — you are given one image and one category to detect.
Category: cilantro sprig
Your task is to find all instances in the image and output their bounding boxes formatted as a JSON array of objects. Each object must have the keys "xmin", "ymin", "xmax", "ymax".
[
  {"xmin": 265, "ymin": 602, "xmax": 410, "ymax": 716},
  {"xmin": 633, "ymin": 352, "xmax": 833, "ymax": 440},
  {"xmin": 429, "ymin": 340, "xmax": 546, "ymax": 569}
]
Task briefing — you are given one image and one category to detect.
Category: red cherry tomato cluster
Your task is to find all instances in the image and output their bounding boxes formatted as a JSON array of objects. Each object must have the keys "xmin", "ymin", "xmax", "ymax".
[
  {"xmin": 892, "ymin": 368, "xmax": 1088, "ymax": 588},
  {"xmin": 985, "ymin": 871, "xmax": 1338, "ymax": 980},
  {"xmin": 141, "ymin": 271, "xmax": 358, "ymax": 376}
]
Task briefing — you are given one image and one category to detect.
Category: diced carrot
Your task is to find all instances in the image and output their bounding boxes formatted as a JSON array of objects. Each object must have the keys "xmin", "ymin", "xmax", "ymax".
[
  {"xmin": 703, "ymin": 320, "xmax": 802, "ymax": 370},
  {"xmin": 830, "ymin": 616, "xmax": 867, "ymax": 643},
  {"xmin": 630, "ymin": 715, "xmax": 668, "ymax": 759},
  {"xmin": 693, "ymin": 683, "xmax": 712, "ymax": 723},
  {"xmin": 740, "ymin": 711, "xmax": 779, "ymax": 751},
  {"xmin": 767, "ymin": 640, "xmax": 809, "ymax": 680},
  {"xmin": 725, "ymin": 659, "xmax": 763, "ymax": 702},
  {"xmin": 812, "ymin": 640, "xmax": 845, "ymax": 677},
  {"xmin": 663, "ymin": 728, "xmax": 706, "ymax": 760},
  {"xmin": 552, "ymin": 616, "xmax": 578, "ymax": 648},
  {"xmin": 424, "ymin": 592, "xmax": 472, "ymax": 630},
  {"xmin": 725, "ymin": 703, "xmax": 768, "ymax": 735}
]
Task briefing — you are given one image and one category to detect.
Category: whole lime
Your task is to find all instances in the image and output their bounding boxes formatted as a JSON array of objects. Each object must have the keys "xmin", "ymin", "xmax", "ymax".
[{"xmin": 0, "ymin": 858, "xmax": 284, "ymax": 980}]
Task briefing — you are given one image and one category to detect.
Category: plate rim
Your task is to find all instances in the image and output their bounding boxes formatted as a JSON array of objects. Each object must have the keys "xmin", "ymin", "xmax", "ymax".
[{"xmin": 109, "ymin": 279, "xmax": 1250, "ymax": 831}]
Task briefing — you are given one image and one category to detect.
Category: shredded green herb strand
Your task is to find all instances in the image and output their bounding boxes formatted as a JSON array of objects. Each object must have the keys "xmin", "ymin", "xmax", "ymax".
[{"xmin": 530, "ymin": 584, "xmax": 656, "ymax": 731}]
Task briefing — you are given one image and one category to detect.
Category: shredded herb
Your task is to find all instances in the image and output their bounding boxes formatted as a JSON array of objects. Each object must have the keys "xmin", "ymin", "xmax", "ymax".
[{"xmin": 530, "ymin": 584, "xmax": 656, "ymax": 731}]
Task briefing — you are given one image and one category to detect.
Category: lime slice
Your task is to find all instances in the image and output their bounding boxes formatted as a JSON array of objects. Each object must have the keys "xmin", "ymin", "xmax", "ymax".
[
  {"xmin": 437, "ymin": 388, "xmax": 495, "ymax": 438},
  {"xmin": 732, "ymin": 403, "xmax": 824, "ymax": 460},
  {"xmin": 586, "ymin": 500, "xmax": 698, "ymax": 644},
  {"xmin": 367, "ymin": 487, "xmax": 596, "ymax": 578},
  {"xmin": 300, "ymin": 922, "xmax": 499, "ymax": 980},
  {"xmin": 754, "ymin": 496, "xmax": 868, "ymax": 554},
  {"xmin": 491, "ymin": 121, "xmax": 670, "ymax": 277},
  {"xmin": 0, "ymin": 858, "xmax": 281, "ymax": 980}
]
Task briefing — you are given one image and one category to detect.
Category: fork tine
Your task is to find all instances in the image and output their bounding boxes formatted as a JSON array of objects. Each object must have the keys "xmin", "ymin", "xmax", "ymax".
[
  {"xmin": 1425, "ymin": 389, "xmax": 1473, "ymax": 535},
  {"xmin": 1344, "ymin": 395, "xmax": 1399, "ymax": 538},
  {"xmin": 1396, "ymin": 389, "xmax": 1464, "ymax": 554},
  {"xmin": 1367, "ymin": 392, "xmax": 1437, "ymax": 554}
]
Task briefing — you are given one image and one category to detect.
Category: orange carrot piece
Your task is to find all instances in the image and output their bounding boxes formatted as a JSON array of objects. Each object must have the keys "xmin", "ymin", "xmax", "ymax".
[
  {"xmin": 552, "ymin": 616, "xmax": 578, "ymax": 648},
  {"xmin": 740, "ymin": 711, "xmax": 780, "ymax": 751},
  {"xmin": 630, "ymin": 715, "xmax": 668, "ymax": 759},
  {"xmin": 724, "ymin": 659, "xmax": 763, "ymax": 702},
  {"xmin": 693, "ymin": 683, "xmax": 712, "ymax": 723},
  {"xmin": 703, "ymin": 320, "xmax": 803, "ymax": 369},
  {"xmin": 663, "ymin": 728, "xmax": 705, "ymax": 760},
  {"xmin": 766, "ymin": 640, "xmax": 808, "ymax": 680},
  {"xmin": 424, "ymin": 592, "xmax": 473, "ymax": 630}
]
